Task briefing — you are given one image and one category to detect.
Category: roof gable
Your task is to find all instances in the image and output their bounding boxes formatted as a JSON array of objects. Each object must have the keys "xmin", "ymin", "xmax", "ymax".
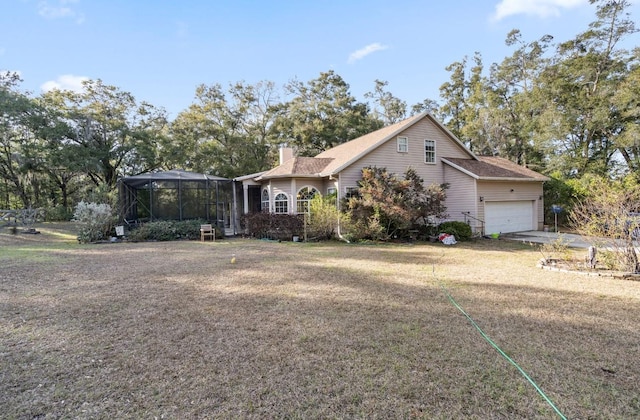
[{"xmin": 316, "ymin": 112, "xmax": 475, "ymax": 176}]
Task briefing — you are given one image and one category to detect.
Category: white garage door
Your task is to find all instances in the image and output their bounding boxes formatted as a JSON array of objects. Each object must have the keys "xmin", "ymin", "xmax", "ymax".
[{"xmin": 484, "ymin": 201, "xmax": 534, "ymax": 234}]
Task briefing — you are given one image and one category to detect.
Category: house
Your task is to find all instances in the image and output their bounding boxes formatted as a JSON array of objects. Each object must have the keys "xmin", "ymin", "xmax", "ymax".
[{"xmin": 236, "ymin": 112, "xmax": 549, "ymax": 235}]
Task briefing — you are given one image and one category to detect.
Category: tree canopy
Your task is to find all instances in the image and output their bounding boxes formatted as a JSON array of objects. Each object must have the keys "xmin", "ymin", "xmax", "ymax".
[{"xmin": 1, "ymin": 0, "xmax": 638, "ymax": 219}]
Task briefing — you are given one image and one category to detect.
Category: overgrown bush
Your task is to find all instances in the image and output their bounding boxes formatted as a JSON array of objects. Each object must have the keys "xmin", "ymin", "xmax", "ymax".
[
  {"xmin": 243, "ymin": 213, "xmax": 303, "ymax": 241},
  {"xmin": 346, "ymin": 166, "xmax": 448, "ymax": 241},
  {"xmin": 569, "ymin": 175, "xmax": 640, "ymax": 273},
  {"xmin": 308, "ymin": 194, "xmax": 344, "ymax": 240},
  {"xmin": 342, "ymin": 209, "xmax": 385, "ymax": 242},
  {"xmin": 73, "ymin": 201, "xmax": 115, "ymax": 243},
  {"xmin": 437, "ymin": 221, "xmax": 473, "ymax": 241},
  {"xmin": 126, "ymin": 219, "xmax": 206, "ymax": 242}
]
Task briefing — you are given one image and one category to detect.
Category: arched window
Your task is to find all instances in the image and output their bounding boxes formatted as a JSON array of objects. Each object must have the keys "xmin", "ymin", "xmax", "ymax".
[
  {"xmin": 297, "ymin": 187, "xmax": 318, "ymax": 214},
  {"xmin": 274, "ymin": 193, "xmax": 288, "ymax": 214},
  {"xmin": 261, "ymin": 189, "xmax": 269, "ymax": 212}
]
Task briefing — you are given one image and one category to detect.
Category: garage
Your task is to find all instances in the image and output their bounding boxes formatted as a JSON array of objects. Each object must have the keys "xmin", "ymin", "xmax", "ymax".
[{"xmin": 484, "ymin": 201, "xmax": 534, "ymax": 234}]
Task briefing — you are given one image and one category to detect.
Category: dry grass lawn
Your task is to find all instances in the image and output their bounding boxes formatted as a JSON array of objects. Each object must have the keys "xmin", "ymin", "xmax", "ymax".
[{"xmin": 1, "ymin": 223, "xmax": 639, "ymax": 419}]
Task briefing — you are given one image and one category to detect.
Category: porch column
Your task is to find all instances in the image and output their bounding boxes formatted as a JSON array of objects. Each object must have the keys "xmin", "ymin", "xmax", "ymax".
[{"xmin": 243, "ymin": 183, "xmax": 249, "ymax": 214}]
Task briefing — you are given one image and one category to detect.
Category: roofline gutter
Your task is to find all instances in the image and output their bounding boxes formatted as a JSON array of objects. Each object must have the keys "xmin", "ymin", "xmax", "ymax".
[
  {"xmin": 477, "ymin": 177, "xmax": 549, "ymax": 182},
  {"xmin": 257, "ymin": 174, "xmax": 327, "ymax": 181}
]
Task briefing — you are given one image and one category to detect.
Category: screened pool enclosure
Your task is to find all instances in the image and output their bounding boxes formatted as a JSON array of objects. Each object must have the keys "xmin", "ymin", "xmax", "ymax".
[{"xmin": 118, "ymin": 170, "xmax": 234, "ymax": 229}]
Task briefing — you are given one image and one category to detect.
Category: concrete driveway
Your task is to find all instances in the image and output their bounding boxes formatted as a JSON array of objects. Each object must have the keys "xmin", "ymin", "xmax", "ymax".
[{"xmin": 502, "ymin": 231, "xmax": 593, "ymax": 248}]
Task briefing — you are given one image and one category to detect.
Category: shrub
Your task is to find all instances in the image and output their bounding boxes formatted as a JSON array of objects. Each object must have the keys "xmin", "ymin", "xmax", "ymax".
[
  {"xmin": 346, "ymin": 167, "xmax": 448, "ymax": 241},
  {"xmin": 346, "ymin": 210, "xmax": 386, "ymax": 242},
  {"xmin": 243, "ymin": 213, "xmax": 303, "ymax": 241},
  {"xmin": 308, "ymin": 194, "xmax": 344, "ymax": 240},
  {"xmin": 126, "ymin": 219, "xmax": 206, "ymax": 242},
  {"xmin": 540, "ymin": 234, "xmax": 573, "ymax": 262},
  {"xmin": 73, "ymin": 201, "xmax": 115, "ymax": 243},
  {"xmin": 437, "ymin": 221, "xmax": 473, "ymax": 241}
]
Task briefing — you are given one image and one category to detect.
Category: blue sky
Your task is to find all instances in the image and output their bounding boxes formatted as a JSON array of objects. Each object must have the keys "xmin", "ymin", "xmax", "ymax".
[{"xmin": 2, "ymin": 0, "xmax": 639, "ymax": 119}]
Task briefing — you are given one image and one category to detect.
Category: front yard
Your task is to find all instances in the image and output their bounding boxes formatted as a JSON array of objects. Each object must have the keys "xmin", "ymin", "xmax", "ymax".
[{"xmin": 1, "ymin": 224, "xmax": 639, "ymax": 418}]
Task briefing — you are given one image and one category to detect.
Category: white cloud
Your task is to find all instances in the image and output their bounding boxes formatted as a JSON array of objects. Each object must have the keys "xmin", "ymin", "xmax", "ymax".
[
  {"xmin": 348, "ymin": 43, "xmax": 389, "ymax": 64},
  {"xmin": 492, "ymin": 0, "xmax": 587, "ymax": 21},
  {"xmin": 41, "ymin": 74, "xmax": 89, "ymax": 93},
  {"xmin": 38, "ymin": 0, "xmax": 85, "ymax": 24}
]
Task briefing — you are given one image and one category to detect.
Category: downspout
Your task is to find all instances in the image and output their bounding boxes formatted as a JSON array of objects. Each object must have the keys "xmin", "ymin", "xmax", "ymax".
[{"xmin": 331, "ymin": 173, "xmax": 350, "ymax": 243}]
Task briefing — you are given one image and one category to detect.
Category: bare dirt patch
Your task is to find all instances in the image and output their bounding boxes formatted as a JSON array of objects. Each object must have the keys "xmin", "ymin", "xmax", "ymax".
[{"xmin": 1, "ymin": 226, "xmax": 639, "ymax": 418}]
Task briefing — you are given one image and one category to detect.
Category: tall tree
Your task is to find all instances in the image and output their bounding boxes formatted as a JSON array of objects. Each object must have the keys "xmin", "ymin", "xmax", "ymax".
[
  {"xmin": 42, "ymin": 79, "xmax": 168, "ymax": 188},
  {"xmin": 439, "ymin": 58, "xmax": 469, "ymax": 139},
  {"xmin": 410, "ymin": 98, "xmax": 440, "ymax": 117},
  {"xmin": 539, "ymin": 0, "xmax": 637, "ymax": 177},
  {"xmin": 274, "ymin": 70, "xmax": 381, "ymax": 156},
  {"xmin": 169, "ymin": 81, "xmax": 279, "ymax": 177},
  {"xmin": 612, "ymin": 47, "xmax": 640, "ymax": 176},
  {"xmin": 365, "ymin": 79, "xmax": 407, "ymax": 125},
  {"xmin": 484, "ymin": 31, "xmax": 552, "ymax": 167},
  {"xmin": 0, "ymin": 72, "xmax": 48, "ymax": 208}
]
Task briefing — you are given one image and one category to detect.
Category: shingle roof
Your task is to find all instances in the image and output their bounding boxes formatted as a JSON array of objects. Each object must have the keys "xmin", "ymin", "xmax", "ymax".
[
  {"xmin": 257, "ymin": 157, "xmax": 335, "ymax": 180},
  {"xmin": 256, "ymin": 114, "xmax": 431, "ymax": 180},
  {"xmin": 249, "ymin": 113, "xmax": 545, "ymax": 183},
  {"xmin": 443, "ymin": 156, "xmax": 549, "ymax": 181}
]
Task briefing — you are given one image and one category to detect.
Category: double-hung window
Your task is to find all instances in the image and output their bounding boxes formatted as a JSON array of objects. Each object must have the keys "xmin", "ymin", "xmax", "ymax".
[
  {"xmin": 261, "ymin": 189, "xmax": 269, "ymax": 212},
  {"xmin": 397, "ymin": 136, "xmax": 408, "ymax": 153},
  {"xmin": 424, "ymin": 140, "xmax": 436, "ymax": 164}
]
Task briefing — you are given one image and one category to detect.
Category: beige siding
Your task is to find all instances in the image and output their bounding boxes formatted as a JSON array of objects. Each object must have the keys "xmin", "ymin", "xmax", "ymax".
[
  {"xmin": 477, "ymin": 181, "xmax": 545, "ymax": 230},
  {"xmin": 265, "ymin": 179, "xmax": 292, "ymax": 213},
  {"xmin": 263, "ymin": 179, "xmax": 323, "ymax": 213},
  {"xmin": 443, "ymin": 165, "xmax": 480, "ymax": 232},
  {"xmin": 337, "ymin": 117, "xmax": 472, "ymax": 190}
]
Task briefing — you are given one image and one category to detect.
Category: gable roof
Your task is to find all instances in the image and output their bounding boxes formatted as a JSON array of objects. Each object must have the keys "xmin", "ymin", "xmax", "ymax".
[
  {"xmin": 442, "ymin": 156, "xmax": 549, "ymax": 181},
  {"xmin": 240, "ymin": 113, "xmax": 548, "ymax": 183},
  {"xmin": 315, "ymin": 112, "xmax": 475, "ymax": 176},
  {"xmin": 257, "ymin": 157, "xmax": 335, "ymax": 180}
]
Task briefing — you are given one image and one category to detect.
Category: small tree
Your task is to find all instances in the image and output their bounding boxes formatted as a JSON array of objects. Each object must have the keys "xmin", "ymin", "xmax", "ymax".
[
  {"xmin": 308, "ymin": 193, "xmax": 344, "ymax": 240},
  {"xmin": 346, "ymin": 166, "xmax": 447, "ymax": 241},
  {"xmin": 569, "ymin": 176, "xmax": 640, "ymax": 273}
]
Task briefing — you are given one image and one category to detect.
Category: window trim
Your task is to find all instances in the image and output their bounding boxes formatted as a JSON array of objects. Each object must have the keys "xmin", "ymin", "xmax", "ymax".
[
  {"xmin": 345, "ymin": 186, "xmax": 359, "ymax": 199},
  {"xmin": 274, "ymin": 193, "xmax": 288, "ymax": 214},
  {"xmin": 397, "ymin": 136, "xmax": 408, "ymax": 153},
  {"xmin": 424, "ymin": 139, "xmax": 436, "ymax": 164},
  {"xmin": 261, "ymin": 188, "xmax": 270, "ymax": 212},
  {"xmin": 296, "ymin": 186, "xmax": 319, "ymax": 214}
]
